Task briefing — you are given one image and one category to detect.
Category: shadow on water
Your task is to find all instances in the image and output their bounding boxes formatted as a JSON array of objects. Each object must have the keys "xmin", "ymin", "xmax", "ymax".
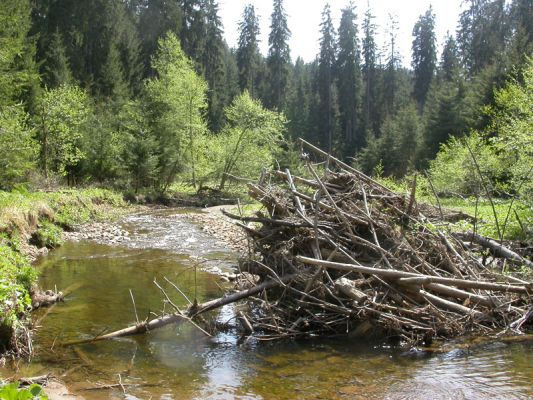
[{"xmin": 2, "ymin": 209, "xmax": 532, "ymax": 399}]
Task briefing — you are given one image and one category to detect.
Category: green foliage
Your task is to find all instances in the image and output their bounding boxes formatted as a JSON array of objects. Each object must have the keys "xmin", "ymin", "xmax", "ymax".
[
  {"xmin": 145, "ymin": 32, "xmax": 209, "ymax": 192},
  {"xmin": 429, "ymin": 131, "xmax": 502, "ymax": 196},
  {"xmin": 213, "ymin": 92, "xmax": 286, "ymax": 189},
  {"xmin": 488, "ymin": 57, "xmax": 533, "ymax": 203},
  {"xmin": 0, "ymin": 243, "xmax": 34, "ymax": 329},
  {"xmin": 0, "ymin": 106, "xmax": 38, "ymax": 190},
  {"xmin": 429, "ymin": 57, "xmax": 532, "ymax": 205},
  {"xmin": 33, "ymin": 221, "xmax": 62, "ymax": 249},
  {"xmin": 34, "ymin": 85, "xmax": 90, "ymax": 179},
  {"xmin": 0, "ymin": 382, "xmax": 48, "ymax": 400}
]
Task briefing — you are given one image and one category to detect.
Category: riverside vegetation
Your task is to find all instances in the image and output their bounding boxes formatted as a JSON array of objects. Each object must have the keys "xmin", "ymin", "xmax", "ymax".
[{"xmin": 0, "ymin": 188, "xmax": 127, "ymax": 357}]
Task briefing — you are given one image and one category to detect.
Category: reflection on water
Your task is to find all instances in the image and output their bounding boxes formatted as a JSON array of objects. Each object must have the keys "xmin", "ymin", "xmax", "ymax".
[{"xmin": 1, "ymin": 209, "xmax": 532, "ymax": 399}]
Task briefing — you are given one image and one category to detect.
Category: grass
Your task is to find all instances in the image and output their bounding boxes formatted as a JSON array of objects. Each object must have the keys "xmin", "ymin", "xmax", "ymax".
[
  {"xmin": 0, "ymin": 187, "xmax": 129, "ymax": 352},
  {"xmin": 375, "ymin": 174, "xmax": 532, "ymax": 241},
  {"xmin": 437, "ymin": 197, "xmax": 531, "ymax": 241}
]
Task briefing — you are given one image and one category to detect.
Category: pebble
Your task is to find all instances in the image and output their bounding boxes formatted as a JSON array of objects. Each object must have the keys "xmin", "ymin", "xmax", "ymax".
[{"xmin": 63, "ymin": 222, "xmax": 130, "ymax": 245}]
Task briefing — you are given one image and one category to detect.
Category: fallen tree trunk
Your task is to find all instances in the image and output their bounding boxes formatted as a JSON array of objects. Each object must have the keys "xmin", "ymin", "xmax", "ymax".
[
  {"xmin": 455, "ymin": 231, "xmax": 533, "ymax": 269},
  {"xmin": 296, "ymin": 256, "xmax": 531, "ymax": 294},
  {"xmin": 67, "ymin": 274, "xmax": 297, "ymax": 344}
]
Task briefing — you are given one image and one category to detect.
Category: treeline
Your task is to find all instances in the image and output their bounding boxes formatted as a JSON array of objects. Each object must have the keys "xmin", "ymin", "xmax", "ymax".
[{"xmin": 0, "ymin": 0, "xmax": 531, "ymax": 193}]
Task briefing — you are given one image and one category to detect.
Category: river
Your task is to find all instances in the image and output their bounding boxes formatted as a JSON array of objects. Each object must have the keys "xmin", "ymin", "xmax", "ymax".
[{"xmin": 2, "ymin": 209, "xmax": 532, "ymax": 399}]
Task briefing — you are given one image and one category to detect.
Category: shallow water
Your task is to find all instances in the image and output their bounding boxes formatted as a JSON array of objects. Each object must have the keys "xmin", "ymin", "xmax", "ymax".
[{"xmin": 2, "ymin": 209, "xmax": 532, "ymax": 399}]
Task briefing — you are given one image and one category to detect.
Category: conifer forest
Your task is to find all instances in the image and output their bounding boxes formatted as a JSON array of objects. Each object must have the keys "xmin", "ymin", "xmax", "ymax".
[{"xmin": 1, "ymin": 0, "xmax": 531, "ymax": 200}]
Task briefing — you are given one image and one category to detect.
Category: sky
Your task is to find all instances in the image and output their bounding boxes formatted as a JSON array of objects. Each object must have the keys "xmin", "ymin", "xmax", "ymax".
[{"xmin": 218, "ymin": 0, "xmax": 465, "ymax": 66}]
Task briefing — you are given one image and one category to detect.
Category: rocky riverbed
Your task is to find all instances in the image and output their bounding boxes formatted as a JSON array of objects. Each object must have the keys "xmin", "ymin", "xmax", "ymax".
[
  {"xmin": 62, "ymin": 221, "xmax": 130, "ymax": 244},
  {"xmin": 180, "ymin": 205, "xmax": 249, "ymax": 255}
]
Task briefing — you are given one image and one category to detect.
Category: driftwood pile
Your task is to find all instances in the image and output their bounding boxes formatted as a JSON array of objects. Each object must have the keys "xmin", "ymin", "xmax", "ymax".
[{"xmin": 223, "ymin": 139, "xmax": 532, "ymax": 344}]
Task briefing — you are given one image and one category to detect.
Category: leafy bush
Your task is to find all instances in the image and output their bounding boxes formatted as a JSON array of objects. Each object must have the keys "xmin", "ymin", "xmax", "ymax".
[
  {"xmin": 428, "ymin": 57, "xmax": 532, "ymax": 205},
  {"xmin": 0, "ymin": 382, "xmax": 48, "ymax": 399},
  {"xmin": 428, "ymin": 131, "xmax": 504, "ymax": 196},
  {"xmin": 0, "ymin": 244, "xmax": 34, "ymax": 329}
]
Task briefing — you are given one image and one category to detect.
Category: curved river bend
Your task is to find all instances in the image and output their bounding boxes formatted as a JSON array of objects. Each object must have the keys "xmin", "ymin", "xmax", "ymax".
[{"xmin": 2, "ymin": 209, "xmax": 532, "ymax": 399}]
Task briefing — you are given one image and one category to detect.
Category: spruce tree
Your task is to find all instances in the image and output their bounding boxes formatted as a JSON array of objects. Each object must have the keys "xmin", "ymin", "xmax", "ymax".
[
  {"xmin": 0, "ymin": 0, "xmax": 38, "ymax": 188},
  {"xmin": 137, "ymin": 0, "xmax": 182, "ymax": 76},
  {"xmin": 267, "ymin": 0, "xmax": 291, "ymax": 110},
  {"xmin": 43, "ymin": 29, "xmax": 73, "ymax": 88},
  {"xmin": 237, "ymin": 4, "xmax": 261, "ymax": 97},
  {"xmin": 361, "ymin": 7, "xmax": 380, "ymax": 137},
  {"xmin": 457, "ymin": 0, "xmax": 508, "ymax": 77},
  {"xmin": 201, "ymin": 0, "xmax": 226, "ymax": 132},
  {"xmin": 411, "ymin": 6, "xmax": 436, "ymax": 108},
  {"xmin": 383, "ymin": 14, "xmax": 401, "ymax": 116},
  {"xmin": 440, "ymin": 34, "xmax": 461, "ymax": 82},
  {"xmin": 508, "ymin": 0, "xmax": 533, "ymax": 67},
  {"xmin": 336, "ymin": 2, "xmax": 363, "ymax": 153},
  {"xmin": 318, "ymin": 4, "xmax": 338, "ymax": 153},
  {"xmin": 286, "ymin": 57, "xmax": 312, "ymax": 140}
]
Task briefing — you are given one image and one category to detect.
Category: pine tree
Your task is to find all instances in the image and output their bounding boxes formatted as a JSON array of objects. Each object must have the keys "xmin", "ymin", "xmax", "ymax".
[
  {"xmin": 267, "ymin": 0, "xmax": 291, "ymax": 110},
  {"xmin": 237, "ymin": 4, "xmax": 261, "ymax": 97},
  {"xmin": 317, "ymin": 4, "xmax": 338, "ymax": 153},
  {"xmin": 336, "ymin": 2, "xmax": 363, "ymax": 154},
  {"xmin": 411, "ymin": 6, "xmax": 436, "ymax": 108}
]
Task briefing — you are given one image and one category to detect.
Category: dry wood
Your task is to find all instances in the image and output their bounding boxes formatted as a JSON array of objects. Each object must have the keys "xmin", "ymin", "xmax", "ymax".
[
  {"xmin": 455, "ymin": 231, "xmax": 533, "ymax": 269},
  {"xmin": 220, "ymin": 155, "xmax": 532, "ymax": 343},
  {"xmin": 296, "ymin": 256, "xmax": 531, "ymax": 294},
  {"xmin": 66, "ymin": 274, "xmax": 297, "ymax": 344}
]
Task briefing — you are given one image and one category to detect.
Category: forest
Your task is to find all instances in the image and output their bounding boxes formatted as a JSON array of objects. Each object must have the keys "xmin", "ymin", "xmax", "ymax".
[{"xmin": 1, "ymin": 0, "xmax": 531, "ymax": 201}]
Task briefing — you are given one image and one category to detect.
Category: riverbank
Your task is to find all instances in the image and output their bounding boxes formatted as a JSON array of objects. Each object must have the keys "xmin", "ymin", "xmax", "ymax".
[{"xmin": 0, "ymin": 188, "xmax": 130, "ymax": 358}]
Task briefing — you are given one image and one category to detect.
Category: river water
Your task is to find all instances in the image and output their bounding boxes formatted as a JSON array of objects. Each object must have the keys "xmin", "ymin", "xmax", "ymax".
[{"xmin": 2, "ymin": 209, "xmax": 532, "ymax": 399}]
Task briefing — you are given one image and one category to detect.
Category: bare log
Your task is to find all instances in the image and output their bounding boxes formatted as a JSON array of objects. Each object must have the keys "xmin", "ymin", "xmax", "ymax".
[
  {"xmin": 420, "ymin": 290, "xmax": 484, "ymax": 318},
  {"xmin": 67, "ymin": 274, "xmax": 297, "ymax": 344},
  {"xmin": 296, "ymin": 256, "xmax": 531, "ymax": 294},
  {"xmin": 455, "ymin": 231, "xmax": 533, "ymax": 269}
]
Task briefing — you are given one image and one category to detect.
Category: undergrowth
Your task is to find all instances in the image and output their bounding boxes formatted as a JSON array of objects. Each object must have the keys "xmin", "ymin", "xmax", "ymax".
[{"xmin": 376, "ymin": 174, "xmax": 532, "ymax": 241}]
